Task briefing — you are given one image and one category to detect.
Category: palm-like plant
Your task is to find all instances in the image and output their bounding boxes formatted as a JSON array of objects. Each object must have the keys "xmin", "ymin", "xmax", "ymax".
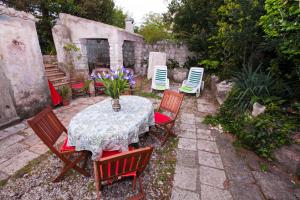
[{"xmin": 230, "ymin": 63, "xmax": 286, "ymax": 112}]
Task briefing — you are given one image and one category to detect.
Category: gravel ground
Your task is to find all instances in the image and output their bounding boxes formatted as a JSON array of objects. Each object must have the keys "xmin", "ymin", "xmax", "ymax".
[{"xmin": 0, "ymin": 131, "xmax": 178, "ymax": 200}]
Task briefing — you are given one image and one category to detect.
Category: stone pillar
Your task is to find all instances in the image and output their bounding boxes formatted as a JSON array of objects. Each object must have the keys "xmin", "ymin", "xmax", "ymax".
[
  {"xmin": 109, "ymin": 37, "xmax": 123, "ymax": 70},
  {"xmin": 134, "ymin": 41, "xmax": 144, "ymax": 75}
]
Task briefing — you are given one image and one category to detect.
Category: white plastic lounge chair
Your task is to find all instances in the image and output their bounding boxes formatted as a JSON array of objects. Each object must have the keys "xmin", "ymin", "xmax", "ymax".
[
  {"xmin": 151, "ymin": 65, "xmax": 170, "ymax": 91},
  {"xmin": 179, "ymin": 67, "xmax": 204, "ymax": 97}
]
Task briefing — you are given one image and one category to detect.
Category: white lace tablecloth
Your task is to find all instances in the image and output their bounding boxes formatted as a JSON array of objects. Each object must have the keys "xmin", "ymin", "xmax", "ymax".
[{"xmin": 68, "ymin": 96, "xmax": 154, "ymax": 160}]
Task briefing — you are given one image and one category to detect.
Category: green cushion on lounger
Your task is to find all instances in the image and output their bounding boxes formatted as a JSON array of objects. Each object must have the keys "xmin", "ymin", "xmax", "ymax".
[{"xmin": 180, "ymin": 85, "xmax": 193, "ymax": 92}]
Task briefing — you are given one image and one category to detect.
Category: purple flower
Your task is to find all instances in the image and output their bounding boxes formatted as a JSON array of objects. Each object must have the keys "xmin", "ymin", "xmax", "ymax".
[
  {"xmin": 105, "ymin": 74, "xmax": 111, "ymax": 79},
  {"xmin": 130, "ymin": 80, "xmax": 136, "ymax": 86},
  {"xmin": 97, "ymin": 73, "xmax": 102, "ymax": 79},
  {"xmin": 113, "ymin": 74, "xmax": 119, "ymax": 79}
]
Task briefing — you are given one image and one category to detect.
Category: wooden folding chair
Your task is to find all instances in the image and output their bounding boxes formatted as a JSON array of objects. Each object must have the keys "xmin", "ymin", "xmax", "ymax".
[
  {"xmin": 93, "ymin": 147, "xmax": 154, "ymax": 200},
  {"xmin": 27, "ymin": 107, "xmax": 90, "ymax": 182},
  {"xmin": 152, "ymin": 90, "xmax": 184, "ymax": 145}
]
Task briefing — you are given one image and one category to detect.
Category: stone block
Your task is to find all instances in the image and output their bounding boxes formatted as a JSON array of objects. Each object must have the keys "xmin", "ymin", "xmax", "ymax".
[
  {"xmin": 0, "ymin": 143, "xmax": 28, "ymax": 161},
  {"xmin": 201, "ymin": 184, "xmax": 232, "ymax": 200},
  {"xmin": 197, "ymin": 139, "xmax": 219, "ymax": 153},
  {"xmin": 0, "ymin": 150, "xmax": 39, "ymax": 175},
  {"xmin": 0, "ymin": 171, "xmax": 9, "ymax": 181},
  {"xmin": 22, "ymin": 134, "xmax": 40, "ymax": 147},
  {"xmin": 229, "ymin": 182, "xmax": 265, "ymax": 200},
  {"xmin": 0, "ymin": 134, "xmax": 24, "ymax": 151},
  {"xmin": 197, "ymin": 129, "xmax": 215, "ymax": 141},
  {"xmin": 180, "ymin": 124, "xmax": 196, "ymax": 132},
  {"xmin": 173, "ymin": 165, "xmax": 197, "ymax": 191},
  {"xmin": 29, "ymin": 142, "xmax": 49, "ymax": 155},
  {"xmin": 178, "ymin": 138, "xmax": 197, "ymax": 151},
  {"xmin": 198, "ymin": 150, "xmax": 224, "ymax": 169},
  {"xmin": 147, "ymin": 52, "xmax": 166, "ymax": 79},
  {"xmin": 200, "ymin": 166, "xmax": 227, "ymax": 189},
  {"xmin": 176, "ymin": 149, "xmax": 197, "ymax": 167},
  {"xmin": 178, "ymin": 131, "xmax": 197, "ymax": 139},
  {"xmin": 253, "ymin": 171, "xmax": 298, "ymax": 200},
  {"xmin": 171, "ymin": 187, "xmax": 200, "ymax": 200},
  {"xmin": 172, "ymin": 68, "xmax": 188, "ymax": 83}
]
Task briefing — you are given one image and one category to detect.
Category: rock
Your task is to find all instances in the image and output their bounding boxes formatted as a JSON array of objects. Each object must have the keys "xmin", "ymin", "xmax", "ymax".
[
  {"xmin": 172, "ymin": 68, "xmax": 188, "ymax": 83},
  {"xmin": 274, "ymin": 144, "xmax": 300, "ymax": 177},
  {"xmin": 212, "ymin": 80, "xmax": 233, "ymax": 105},
  {"xmin": 252, "ymin": 102, "xmax": 266, "ymax": 117}
]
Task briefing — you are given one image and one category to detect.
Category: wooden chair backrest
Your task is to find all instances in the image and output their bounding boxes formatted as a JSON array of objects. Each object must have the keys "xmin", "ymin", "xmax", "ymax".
[
  {"xmin": 94, "ymin": 147, "xmax": 153, "ymax": 181},
  {"xmin": 27, "ymin": 107, "xmax": 66, "ymax": 147},
  {"xmin": 159, "ymin": 90, "xmax": 184, "ymax": 118}
]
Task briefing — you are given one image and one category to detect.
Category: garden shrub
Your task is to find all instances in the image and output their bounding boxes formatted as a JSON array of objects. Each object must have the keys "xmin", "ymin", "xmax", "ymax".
[{"xmin": 205, "ymin": 97, "xmax": 299, "ymax": 159}]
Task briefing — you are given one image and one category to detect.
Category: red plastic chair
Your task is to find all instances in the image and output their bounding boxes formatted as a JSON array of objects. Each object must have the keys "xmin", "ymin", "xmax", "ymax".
[
  {"xmin": 93, "ymin": 147, "xmax": 153, "ymax": 200},
  {"xmin": 27, "ymin": 107, "xmax": 90, "ymax": 182},
  {"xmin": 153, "ymin": 90, "xmax": 184, "ymax": 145}
]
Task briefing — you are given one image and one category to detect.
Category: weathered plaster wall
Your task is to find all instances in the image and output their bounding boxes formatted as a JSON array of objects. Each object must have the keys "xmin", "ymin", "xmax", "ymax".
[
  {"xmin": 143, "ymin": 41, "xmax": 194, "ymax": 67},
  {"xmin": 0, "ymin": 6, "xmax": 50, "ymax": 124},
  {"xmin": 52, "ymin": 13, "xmax": 144, "ymax": 75}
]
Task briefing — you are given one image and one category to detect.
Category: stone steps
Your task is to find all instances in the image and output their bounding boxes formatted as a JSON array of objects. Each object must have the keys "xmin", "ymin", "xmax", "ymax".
[{"xmin": 43, "ymin": 55, "xmax": 69, "ymax": 89}]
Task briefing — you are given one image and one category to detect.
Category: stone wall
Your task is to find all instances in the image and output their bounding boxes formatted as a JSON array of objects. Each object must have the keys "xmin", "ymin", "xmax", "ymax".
[
  {"xmin": 142, "ymin": 41, "xmax": 194, "ymax": 67},
  {"xmin": 52, "ymin": 13, "xmax": 144, "ymax": 75},
  {"xmin": 0, "ymin": 6, "xmax": 50, "ymax": 127}
]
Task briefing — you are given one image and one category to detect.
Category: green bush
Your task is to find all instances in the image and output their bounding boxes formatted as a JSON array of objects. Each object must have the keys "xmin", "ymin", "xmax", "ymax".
[
  {"xmin": 229, "ymin": 64, "xmax": 287, "ymax": 113},
  {"xmin": 204, "ymin": 97, "xmax": 299, "ymax": 159}
]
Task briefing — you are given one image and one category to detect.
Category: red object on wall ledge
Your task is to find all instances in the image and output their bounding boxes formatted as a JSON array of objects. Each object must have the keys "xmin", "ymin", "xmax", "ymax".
[{"xmin": 48, "ymin": 80, "xmax": 62, "ymax": 106}]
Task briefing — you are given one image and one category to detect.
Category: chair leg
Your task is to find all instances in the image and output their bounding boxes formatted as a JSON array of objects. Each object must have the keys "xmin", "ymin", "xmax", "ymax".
[
  {"xmin": 132, "ymin": 175, "xmax": 137, "ymax": 191},
  {"xmin": 53, "ymin": 152, "xmax": 90, "ymax": 182}
]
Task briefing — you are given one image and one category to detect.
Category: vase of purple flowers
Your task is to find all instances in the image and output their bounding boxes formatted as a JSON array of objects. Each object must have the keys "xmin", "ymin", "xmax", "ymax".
[{"xmin": 96, "ymin": 67, "xmax": 135, "ymax": 112}]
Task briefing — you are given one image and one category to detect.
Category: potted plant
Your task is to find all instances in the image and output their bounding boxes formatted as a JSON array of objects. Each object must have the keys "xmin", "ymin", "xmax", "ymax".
[
  {"xmin": 96, "ymin": 67, "xmax": 135, "ymax": 112},
  {"xmin": 59, "ymin": 85, "xmax": 71, "ymax": 106}
]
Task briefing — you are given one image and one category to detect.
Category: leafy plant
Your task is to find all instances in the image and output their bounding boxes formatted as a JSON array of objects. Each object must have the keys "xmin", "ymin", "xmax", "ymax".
[
  {"xmin": 59, "ymin": 85, "xmax": 70, "ymax": 100},
  {"xmin": 96, "ymin": 67, "xmax": 135, "ymax": 99},
  {"xmin": 166, "ymin": 59, "xmax": 180, "ymax": 70},
  {"xmin": 199, "ymin": 59, "xmax": 220, "ymax": 73},
  {"xmin": 230, "ymin": 63, "xmax": 286, "ymax": 112}
]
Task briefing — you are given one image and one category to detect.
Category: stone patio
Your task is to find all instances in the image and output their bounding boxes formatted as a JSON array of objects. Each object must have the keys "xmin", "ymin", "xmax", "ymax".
[{"xmin": 1, "ymin": 87, "xmax": 300, "ymax": 199}]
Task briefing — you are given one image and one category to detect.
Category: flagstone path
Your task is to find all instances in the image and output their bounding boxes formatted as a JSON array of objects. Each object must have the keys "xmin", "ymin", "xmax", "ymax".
[
  {"xmin": 171, "ymin": 90, "xmax": 300, "ymax": 200},
  {"xmin": 1, "ymin": 88, "xmax": 300, "ymax": 199}
]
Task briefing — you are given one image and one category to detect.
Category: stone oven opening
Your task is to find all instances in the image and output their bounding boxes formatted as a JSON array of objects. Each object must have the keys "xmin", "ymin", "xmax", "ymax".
[
  {"xmin": 122, "ymin": 40, "xmax": 135, "ymax": 69},
  {"xmin": 86, "ymin": 38, "xmax": 110, "ymax": 74}
]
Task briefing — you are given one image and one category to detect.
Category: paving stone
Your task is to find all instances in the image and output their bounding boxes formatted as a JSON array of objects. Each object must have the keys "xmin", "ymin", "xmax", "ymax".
[
  {"xmin": 229, "ymin": 182, "xmax": 265, "ymax": 200},
  {"xmin": 180, "ymin": 118, "xmax": 195, "ymax": 125},
  {"xmin": 176, "ymin": 149, "xmax": 197, "ymax": 167},
  {"xmin": 22, "ymin": 134, "xmax": 40, "ymax": 147},
  {"xmin": 0, "ymin": 143, "xmax": 28, "ymax": 161},
  {"xmin": 253, "ymin": 171, "xmax": 298, "ymax": 200},
  {"xmin": 198, "ymin": 150, "xmax": 224, "ymax": 169},
  {"xmin": 181, "ymin": 113, "xmax": 195, "ymax": 119},
  {"xmin": 195, "ymin": 117, "xmax": 204, "ymax": 123},
  {"xmin": 197, "ymin": 129, "xmax": 215, "ymax": 141},
  {"xmin": 0, "ymin": 130, "xmax": 17, "ymax": 141},
  {"xmin": 197, "ymin": 139, "xmax": 219, "ymax": 153},
  {"xmin": 180, "ymin": 124, "xmax": 196, "ymax": 132},
  {"xmin": 201, "ymin": 184, "xmax": 232, "ymax": 200},
  {"xmin": 178, "ymin": 138, "xmax": 197, "ymax": 151},
  {"xmin": 200, "ymin": 166, "xmax": 227, "ymax": 189},
  {"xmin": 3, "ymin": 123, "xmax": 27, "ymax": 135},
  {"xmin": 29, "ymin": 142, "xmax": 49, "ymax": 155},
  {"xmin": 0, "ymin": 150, "xmax": 40, "ymax": 175},
  {"xmin": 171, "ymin": 187, "xmax": 200, "ymax": 200},
  {"xmin": 178, "ymin": 130, "xmax": 197, "ymax": 139},
  {"xmin": 173, "ymin": 165, "xmax": 197, "ymax": 191},
  {"xmin": 0, "ymin": 134, "xmax": 24, "ymax": 150},
  {"xmin": 0, "ymin": 171, "xmax": 9, "ymax": 181},
  {"xmin": 198, "ymin": 105, "xmax": 217, "ymax": 114}
]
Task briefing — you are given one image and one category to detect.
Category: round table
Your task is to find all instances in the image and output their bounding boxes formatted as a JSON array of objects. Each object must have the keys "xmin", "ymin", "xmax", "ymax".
[{"xmin": 68, "ymin": 96, "xmax": 154, "ymax": 160}]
